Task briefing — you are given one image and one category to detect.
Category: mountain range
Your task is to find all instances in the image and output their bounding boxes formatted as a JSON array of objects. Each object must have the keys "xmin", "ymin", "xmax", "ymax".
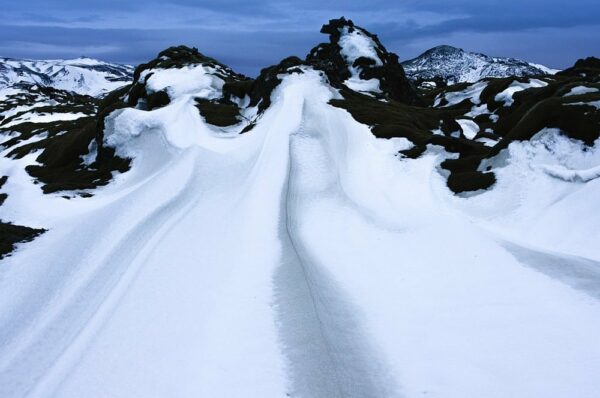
[
  {"xmin": 0, "ymin": 17, "xmax": 599, "ymax": 398},
  {"xmin": 0, "ymin": 57, "xmax": 132, "ymax": 97}
]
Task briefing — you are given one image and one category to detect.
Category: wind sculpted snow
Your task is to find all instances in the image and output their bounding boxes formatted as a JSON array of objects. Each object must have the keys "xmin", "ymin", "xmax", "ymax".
[
  {"xmin": 1, "ymin": 18, "xmax": 600, "ymax": 398},
  {"xmin": 0, "ymin": 59, "xmax": 599, "ymax": 398}
]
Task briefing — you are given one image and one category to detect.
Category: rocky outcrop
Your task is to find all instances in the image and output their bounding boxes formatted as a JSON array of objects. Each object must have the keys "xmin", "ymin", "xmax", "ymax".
[{"xmin": 306, "ymin": 17, "xmax": 420, "ymax": 104}]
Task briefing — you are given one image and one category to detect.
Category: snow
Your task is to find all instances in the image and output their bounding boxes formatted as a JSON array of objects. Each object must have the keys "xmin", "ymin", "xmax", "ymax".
[
  {"xmin": 343, "ymin": 76, "xmax": 382, "ymax": 93},
  {"xmin": 0, "ymin": 102, "xmax": 54, "ymax": 120},
  {"xmin": 542, "ymin": 164, "xmax": 600, "ymax": 182},
  {"xmin": 338, "ymin": 26, "xmax": 383, "ymax": 94},
  {"xmin": 61, "ymin": 57, "xmax": 107, "ymax": 66},
  {"xmin": 456, "ymin": 118, "xmax": 479, "ymax": 139},
  {"xmin": 476, "ymin": 137, "xmax": 498, "ymax": 147},
  {"xmin": 495, "ymin": 78, "xmax": 548, "ymax": 106},
  {"xmin": 566, "ymin": 100, "xmax": 600, "ymax": 110},
  {"xmin": 439, "ymin": 81, "xmax": 488, "ymax": 107},
  {"xmin": 1, "ymin": 66, "xmax": 600, "ymax": 398},
  {"xmin": 455, "ymin": 128, "xmax": 600, "ymax": 260},
  {"xmin": 564, "ymin": 85, "xmax": 599, "ymax": 97},
  {"xmin": 144, "ymin": 64, "xmax": 225, "ymax": 100},
  {"xmin": 338, "ymin": 27, "xmax": 382, "ymax": 67},
  {"xmin": 0, "ymin": 112, "xmax": 88, "ymax": 129},
  {"xmin": 465, "ymin": 103, "xmax": 489, "ymax": 117},
  {"xmin": 527, "ymin": 62, "xmax": 560, "ymax": 75},
  {"xmin": 0, "ymin": 87, "xmax": 22, "ymax": 101}
]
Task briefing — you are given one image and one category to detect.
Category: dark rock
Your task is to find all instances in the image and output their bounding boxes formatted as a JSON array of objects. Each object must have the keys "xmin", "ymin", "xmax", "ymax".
[
  {"xmin": 447, "ymin": 171, "xmax": 496, "ymax": 193},
  {"xmin": 196, "ymin": 99, "xmax": 240, "ymax": 127}
]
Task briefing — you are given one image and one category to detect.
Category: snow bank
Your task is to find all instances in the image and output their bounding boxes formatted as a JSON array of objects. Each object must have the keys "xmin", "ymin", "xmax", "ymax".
[
  {"xmin": 450, "ymin": 128, "xmax": 600, "ymax": 260},
  {"xmin": 542, "ymin": 164, "xmax": 600, "ymax": 182},
  {"xmin": 495, "ymin": 78, "xmax": 548, "ymax": 106},
  {"xmin": 528, "ymin": 62, "xmax": 560, "ymax": 75},
  {"xmin": 564, "ymin": 85, "xmax": 599, "ymax": 97},
  {"xmin": 144, "ymin": 64, "xmax": 225, "ymax": 100},
  {"xmin": 457, "ymin": 118, "xmax": 479, "ymax": 139},
  {"xmin": 338, "ymin": 27, "xmax": 382, "ymax": 67},
  {"xmin": 566, "ymin": 100, "xmax": 600, "ymax": 110},
  {"xmin": 437, "ymin": 81, "xmax": 487, "ymax": 107},
  {"xmin": 1, "ymin": 112, "xmax": 89, "ymax": 128}
]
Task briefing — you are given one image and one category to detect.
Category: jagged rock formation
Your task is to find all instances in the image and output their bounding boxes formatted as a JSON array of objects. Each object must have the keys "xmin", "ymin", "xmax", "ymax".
[{"xmin": 307, "ymin": 17, "xmax": 419, "ymax": 104}]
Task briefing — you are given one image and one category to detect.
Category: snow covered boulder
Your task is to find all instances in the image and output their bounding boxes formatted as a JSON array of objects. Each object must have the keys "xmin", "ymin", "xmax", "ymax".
[{"xmin": 127, "ymin": 45, "xmax": 249, "ymax": 110}]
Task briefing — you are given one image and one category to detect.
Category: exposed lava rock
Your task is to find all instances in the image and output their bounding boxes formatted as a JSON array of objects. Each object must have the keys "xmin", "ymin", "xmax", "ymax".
[
  {"xmin": 557, "ymin": 57, "xmax": 600, "ymax": 80},
  {"xmin": 0, "ymin": 222, "xmax": 46, "ymax": 259},
  {"xmin": 447, "ymin": 171, "xmax": 496, "ymax": 193},
  {"xmin": 236, "ymin": 56, "xmax": 305, "ymax": 112},
  {"xmin": 0, "ymin": 176, "xmax": 45, "ymax": 259},
  {"xmin": 195, "ymin": 99, "xmax": 241, "ymax": 127}
]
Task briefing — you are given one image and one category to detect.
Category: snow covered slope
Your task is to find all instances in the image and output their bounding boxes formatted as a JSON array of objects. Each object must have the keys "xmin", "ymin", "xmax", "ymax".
[
  {"xmin": 0, "ymin": 18, "xmax": 600, "ymax": 398},
  {"xmin": 0, "ymin": 57, "xmax": 133, "ymax": 97},
  {"xmin": 403, "ymin": 45, "xmax": 559, "ymax": 84}
]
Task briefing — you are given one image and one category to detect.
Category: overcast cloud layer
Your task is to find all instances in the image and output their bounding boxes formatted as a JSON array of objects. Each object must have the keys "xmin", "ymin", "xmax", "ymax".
[{"xmin": 1, "ymin": 0, "xmax": 598, "ymax": 76}]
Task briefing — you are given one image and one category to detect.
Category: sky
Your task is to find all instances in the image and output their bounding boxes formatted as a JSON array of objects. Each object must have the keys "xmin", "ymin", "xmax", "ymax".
[{"xmin": 1, "ymin": 0, "xmax": 599, "ymax": 76}]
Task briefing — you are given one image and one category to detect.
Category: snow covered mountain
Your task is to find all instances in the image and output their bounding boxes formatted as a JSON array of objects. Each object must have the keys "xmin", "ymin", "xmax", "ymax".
[
  {"xmin": 402, "ymin": 45, "xmax": 560, "ymax": 84},
  {"xmin": 1, "ymin": 17, "xmax": 600, "ymax": 398},
  {"xmin": 0, "ymin": 57, "xmax": 133, "ymax": 97}
]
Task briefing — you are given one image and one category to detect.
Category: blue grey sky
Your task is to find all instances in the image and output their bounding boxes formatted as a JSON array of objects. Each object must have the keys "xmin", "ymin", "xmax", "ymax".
[{"xmin": 1, "ymin": 0, "xmax": 598, "ymax": 76}]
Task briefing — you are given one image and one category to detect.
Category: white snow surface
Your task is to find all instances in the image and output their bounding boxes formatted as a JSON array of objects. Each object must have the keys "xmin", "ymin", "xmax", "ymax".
[
  {"xmin": 437, "ymin": 81, "xmax": 488, "ymax": 107},
  {"xmin": 0, "ymin": 112, "xmax": 89, "ymax": 129},
  {"xmin": 567, "ymin": 100, "xmax": 600, "ymax": 110},
  {"xmin": 564, "ymin": 85, "xmax": 599, "ymax": 97},
  {"xmin": 495, "ymin": 78, "xmax": 548, "ymax": 106},
  {"xmin": 143, "ymin": 64, "xmax": 225, "ymax": 100},
  {"xmin": 456, "ymin": 118, "xmax": 479, "ymax": 139},
  {"xmin": 527, "ymin": 62, "xmax": 561, "ymax": 75},
  {"xmin": 1, "ymin": 66, "xmax": 600, "ymax": 398}
]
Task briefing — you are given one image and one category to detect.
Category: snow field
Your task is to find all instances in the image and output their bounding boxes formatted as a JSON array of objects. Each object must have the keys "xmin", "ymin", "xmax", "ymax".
[{"xmin": 0, "ymin": 64, "xmax": 599, "ymax": 398}]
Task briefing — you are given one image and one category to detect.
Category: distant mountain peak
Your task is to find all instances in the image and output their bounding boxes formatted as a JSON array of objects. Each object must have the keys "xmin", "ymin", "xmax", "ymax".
[
  {"xmin": 402, "ymin": 45, "xmax": 559, "ymax": 84},
  {"xmin": 425, "ymin": 45, "xmax": 465, "ymax": 55}
]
